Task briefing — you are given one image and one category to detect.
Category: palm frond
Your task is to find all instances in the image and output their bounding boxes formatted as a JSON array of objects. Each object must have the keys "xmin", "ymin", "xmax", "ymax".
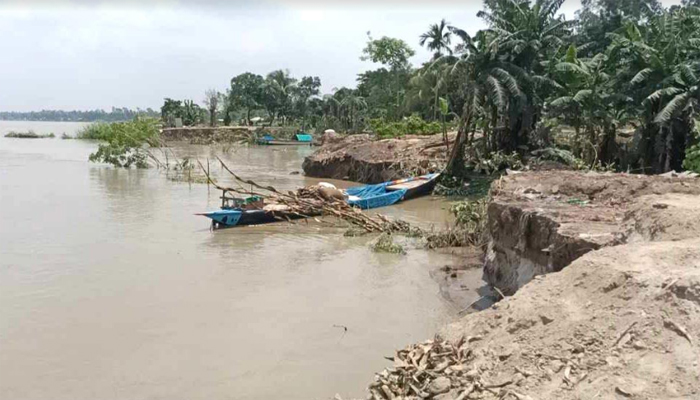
[
  {"xmin": 631, "ymin": 68, "xmax": 654, "ymax": 85},
  {"xmin": 491, "ymin": 68, "xmax": 522, "ymax": 96},
  {"xmin": 549, "ymin": 95, "xmax": 575, "ymax": 107},
  {"xmin": 485, "ymin": 75, "xmax": 507, "ymax": 110},
  {"xmin": 655, "ymin": 92, "xmax": 691, "ymax": 123},
  {"xmin": 573, "ymin": 89, "xmax": 593, "ymax": 102},
  {"xmin": 555, "ymin": 62, "xmax": 588, "ymax": 75}
]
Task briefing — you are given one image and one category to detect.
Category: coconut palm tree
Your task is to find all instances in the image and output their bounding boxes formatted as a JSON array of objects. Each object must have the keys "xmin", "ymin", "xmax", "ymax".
[
  {"xmin": 419, "ymin": 19, "xmax": 453, "ymax": 59},
  {"xmin": 477, "ymin": 0, "xmax": 574, "ymax": 149},
  {"xmin": 261, "ymin": 70, "xmax": 298, "ymax": 125},
  {"xmin": 445, "ymin": 29, "xmax": 524, "ymax": 174}
]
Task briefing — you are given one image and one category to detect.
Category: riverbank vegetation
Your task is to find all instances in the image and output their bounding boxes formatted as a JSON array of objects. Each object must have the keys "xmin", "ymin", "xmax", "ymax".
[
  {"xmin": 33, "ymin": 0, "xmax": 700, "ymax": 176},
  {"xmin": 157, "ymin": 0, "xmax": 700, "ymax": 175},
  {"xmin": 86, "ymin": 118, "xmax": 161, "ymax": 168}
]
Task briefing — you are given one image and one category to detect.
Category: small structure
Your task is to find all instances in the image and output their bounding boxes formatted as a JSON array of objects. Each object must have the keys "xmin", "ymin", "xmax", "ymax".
[
  {"xmin": 294, "ymin": 133, "xmax": 313, "ymax": 142},
  {"xmin": 257, "ymin": 132, "xmax": 315, "ymax": 146}
]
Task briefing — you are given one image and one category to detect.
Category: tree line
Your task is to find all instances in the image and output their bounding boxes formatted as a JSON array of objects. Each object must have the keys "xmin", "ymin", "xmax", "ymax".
[
  {"xmin": 0, "ymin": 108, "xmax": 159, "ymax": 122},
  {"xmin": 161, "ymin": 0, "xmax": 700, "ymax": 174}
]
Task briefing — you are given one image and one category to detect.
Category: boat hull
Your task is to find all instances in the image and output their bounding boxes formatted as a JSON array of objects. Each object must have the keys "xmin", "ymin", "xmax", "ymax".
[
  {"xmin": 402, "ymin": 174, "xmax": 440, "ymax": 200},
  {"xmin": 199, "ymin": 173, "xmax": 440, "ymax": 229},
  {"xmin": 199, "ymin": 209, "xmax": 315, "ymax": 229},
  {"xmin": 257, "ymin": 140, "xmax": 313, "ymax": 146}
]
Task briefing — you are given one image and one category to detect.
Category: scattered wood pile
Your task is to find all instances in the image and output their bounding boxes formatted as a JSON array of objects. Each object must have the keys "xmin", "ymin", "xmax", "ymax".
[
  {"xmin": 199, "ymin": 157, "xmax": 414, "ymax": 233},
  {"xmin": 364, "ymin": 335, "xmax": 532, "ymax": 400}
]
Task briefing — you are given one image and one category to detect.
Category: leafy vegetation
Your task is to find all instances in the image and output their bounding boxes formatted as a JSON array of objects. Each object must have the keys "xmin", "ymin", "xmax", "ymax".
[
  {"xmin": 87, "ymin": 118, "xmax": 160, "ymax": 168},
  {"xmin": 77, "ymin": 123, "xmax": 112, "ymax": 140},
  {"xmin": 370, "ymin": 115, "xmax": 442, "ymax": 138},
  {"xmin": 157, "ymin": 0, "xmax": 697, "ymax": 175},
  {"xmin": 684, "ymin": 143, "xmax": 700, "ymax": 173},
  {"xmin": 425, "ymin": 198, "xmax": 488, "ymax": 248},
  {"xmin": 17, "ymin": 0, "xmax": 700, "ymax": 175}
]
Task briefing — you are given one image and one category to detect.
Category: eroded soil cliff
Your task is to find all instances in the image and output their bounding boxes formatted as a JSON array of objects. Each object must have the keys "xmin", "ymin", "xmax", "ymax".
[
  {"xmin": 485, "ymin": 171, "xmax": 700, "ymax": 294},
  {"xmin": 302, "ymin": 134, "xmax": 452, "ymax": 183},
  {"xmin": 359, "ymin": 171, "xmax": 700, "ymax": 400}
]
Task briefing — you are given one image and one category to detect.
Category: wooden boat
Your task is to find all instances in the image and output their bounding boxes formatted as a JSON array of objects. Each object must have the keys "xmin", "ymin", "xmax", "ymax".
[
  {"xmin": 345, "ymin": 173, "xmax": 440, "ymax": 209},
  {"xmin": 197, "ymin": 173, "xmax": 440, "ymax": 229},
  {"xmin": 257, "ymin": 133, "xmax": 314, "ymax": 146},
  {"xmin": 196, "ymin": 208, "xmax": 313, "ymax": 228}
]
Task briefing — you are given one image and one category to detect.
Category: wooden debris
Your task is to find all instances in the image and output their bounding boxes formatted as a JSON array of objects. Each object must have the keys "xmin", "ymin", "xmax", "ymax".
[
  {"xmin": 198, "ymin": 157, "xmax": 418, "ymax": 234},
  {"xmin": 612, "ymin": 321, "xmax": 638, "ymax": 348},
  {"xmin": 664, "ymin": 318, "xmax": 693, "ymax": 345},
  {"xmin": 366, "ymin": 336, "xmax": 522, "ymax": 399},
  {"xmin": 615, "ymin": 386, "xmax": 632, "ymax": 397},
  {"xmin": 508, "ymin": 390, "xmax": 536, "ymax": 400}
]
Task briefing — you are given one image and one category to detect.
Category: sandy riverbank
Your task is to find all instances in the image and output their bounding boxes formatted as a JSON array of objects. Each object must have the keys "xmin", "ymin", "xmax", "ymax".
[{"xmin": 355, "ymin": 171, "xmax": 700, "ymax": 400}]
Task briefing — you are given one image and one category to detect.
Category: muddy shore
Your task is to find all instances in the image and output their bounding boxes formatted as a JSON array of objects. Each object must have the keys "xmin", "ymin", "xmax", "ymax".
[{"xmin": 358, "ymin": 171, "xmax": 700, "ymax": 400}]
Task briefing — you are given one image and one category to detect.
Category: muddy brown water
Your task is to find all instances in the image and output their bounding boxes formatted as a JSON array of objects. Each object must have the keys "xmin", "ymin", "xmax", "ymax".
[{"xmin": 0, "ymin": 123, "xmax": 484, "ymax": 400}]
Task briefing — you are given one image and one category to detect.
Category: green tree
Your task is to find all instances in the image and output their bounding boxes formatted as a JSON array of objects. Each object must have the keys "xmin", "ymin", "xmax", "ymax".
[
  {"xmin": 361, "ymin": 34, "xmax": 415, "ymax": 121},
  {"xmin": 292, "ymin": 76, "xmax": 321, "ymax": 128},
  {"xmin": 182, "ymin": 100, "xmax": 202, "ymax": 126},
  {"xmin": 228, "ymin": 72, "xmax": 265, "ymax": 125},
  {"xmin": 161, "ymin": 98, "xmax": 183, "ymax": 127},
  {"xmin": 260, "ymin": 69, "xmax": 298, "ymax": 126},
  {"xmin": 419, "ymin": 19, "xmax": 452, "ymax": 59},
  {"xmin": 88, "ymin": 118, "xmax": 160, "ymax": 169}
]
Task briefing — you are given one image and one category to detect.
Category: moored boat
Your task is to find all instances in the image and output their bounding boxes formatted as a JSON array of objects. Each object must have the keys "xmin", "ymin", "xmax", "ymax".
[
  {"xmin": 257, "ymin": 133, "xmax": 314, "ymax": 146},
  {"xmin": 197, "ymin": 173, "xmax": 440, "ymax": 229}
]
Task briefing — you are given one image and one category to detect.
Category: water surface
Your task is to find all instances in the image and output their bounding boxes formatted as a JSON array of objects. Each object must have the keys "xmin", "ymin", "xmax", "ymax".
[{"xmin": 0, "ymin": 122, "xmax": 466, "ymax": 400}]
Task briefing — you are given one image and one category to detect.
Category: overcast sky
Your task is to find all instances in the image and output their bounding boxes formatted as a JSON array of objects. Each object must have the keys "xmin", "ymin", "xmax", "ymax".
[{"xmin": 0, "ymin": 0, "xmax": 682, "ymax": 111}]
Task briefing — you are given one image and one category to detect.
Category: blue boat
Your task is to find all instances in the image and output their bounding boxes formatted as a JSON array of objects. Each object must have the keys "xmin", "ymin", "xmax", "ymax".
[
  {"xmin": 198, "ymin": 173, "xmax": 440, "ymax": 229},
  {"xmin": 257, "ymin": 133, "xmax": 314, "ymax": 146}
]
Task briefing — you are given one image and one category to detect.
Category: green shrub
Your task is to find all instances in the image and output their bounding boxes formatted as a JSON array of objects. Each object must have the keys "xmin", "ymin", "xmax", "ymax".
[
  {"xmin": 469, "ymin": 151, "xmax": 524, "ymax": 174},
  {"xmin": 77, "ymin": 123, "xmax": 113, "ymax": 140},
  {"xmin": 684, "ymin": 143, "xmax": 700, "ymax": 173},
  {"xmin": 370, "ymin": 115, "xmax": 441, "ymax": 138},
  {"xmin": 87, "ymin": 118, "xmax": 160, "ymax": 168}
]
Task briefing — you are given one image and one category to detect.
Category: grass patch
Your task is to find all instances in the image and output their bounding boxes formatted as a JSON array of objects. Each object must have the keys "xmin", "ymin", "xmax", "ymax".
[{"xmin": 76, "ymin": 123, "xmax": 112, "ymax": 140}]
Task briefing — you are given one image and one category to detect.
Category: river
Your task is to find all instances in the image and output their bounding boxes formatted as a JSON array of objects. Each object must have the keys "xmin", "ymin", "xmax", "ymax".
[{"xmin": 0, "ymin": 122, "xmax": 480, "ymax": 400}]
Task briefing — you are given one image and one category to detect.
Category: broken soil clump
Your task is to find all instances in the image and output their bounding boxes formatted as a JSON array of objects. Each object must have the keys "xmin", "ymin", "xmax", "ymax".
[{"xmin": 302, "ymin": 134, "xmax": 452, "ymax": 183}]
